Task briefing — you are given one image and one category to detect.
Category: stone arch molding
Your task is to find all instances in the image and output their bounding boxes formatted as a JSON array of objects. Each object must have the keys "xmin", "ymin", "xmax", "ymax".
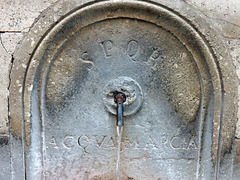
[{"xmin": 9, "ymin": 0, "xmax": 237, "ymax": 179}]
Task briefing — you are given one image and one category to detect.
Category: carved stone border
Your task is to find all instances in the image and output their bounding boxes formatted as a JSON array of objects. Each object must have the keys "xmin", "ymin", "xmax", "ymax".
[{"xmin": 9, "ymin": 0, "xmax": 237, "ymax": 179}]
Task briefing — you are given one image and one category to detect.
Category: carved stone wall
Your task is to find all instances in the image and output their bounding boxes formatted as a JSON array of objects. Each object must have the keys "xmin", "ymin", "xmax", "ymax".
[{"xmin": 0, "ymin": 0, "xmax": 239, "ymax": 179}]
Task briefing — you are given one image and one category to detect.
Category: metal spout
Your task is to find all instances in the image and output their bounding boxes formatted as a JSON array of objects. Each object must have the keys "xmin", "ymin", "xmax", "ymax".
[{"xmin": 114, "ymin": 92, "xmax": 126, "ymax": 126}]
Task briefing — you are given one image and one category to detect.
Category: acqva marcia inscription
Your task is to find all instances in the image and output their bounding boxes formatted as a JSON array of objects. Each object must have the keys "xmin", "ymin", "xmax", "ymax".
[{"xmin": 48, "ymin": 134, "xmax": 198, "ymax": 152}]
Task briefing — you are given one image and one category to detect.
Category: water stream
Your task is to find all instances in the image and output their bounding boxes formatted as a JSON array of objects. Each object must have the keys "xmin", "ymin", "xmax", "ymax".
[{"xmin": 116, "ymin": 126, "xmax": 123, "ymax": 180}]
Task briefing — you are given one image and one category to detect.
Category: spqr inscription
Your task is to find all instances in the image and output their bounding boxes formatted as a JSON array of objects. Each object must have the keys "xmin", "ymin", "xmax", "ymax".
[
  {"xmin": 146, "ymin": 47, "xmax": 162, "ymax": 70},
  {"xmin": 99, "ymin": 39, "xmax": 162, "ymax": 64},
  {"xmin": 127, "ymin": 40, "xmax": 139, "ymax": 60},
  {"xmin": 78, "ymin": 52, "xmax": 94, "ymax": 70},
  {"xmin": 100, "ymin": 40, "xmax": 113, "ymax": 58}
]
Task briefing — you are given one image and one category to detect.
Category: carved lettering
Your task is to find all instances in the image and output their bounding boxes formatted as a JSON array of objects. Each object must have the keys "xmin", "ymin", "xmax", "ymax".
[
  {"xmin": 170, "ymin": 136, "xmax": 181, "ymax": 149},
  {"xmin": 187, "ymin": 138, "xmax": 198, "ymax": 149},
  {"xmin": 62, "ymin": 135, "xmax": 74, "ymax": 149},
  {"xmin": 93, "ymin": 135, "xmax": 107, "ymax": 148},
  {"xmin": 79, "ymin": 52, "xmax": 94, "ymax": 70},
  {"xmin": 49, "ymin": 134, "xmax": 198, "ymax": 152},
  {"xmin": 147, "ymin": 48, "xmax": 161, "ymax": 69},
  {"xmin": 78, "ymin": 135, "xmax": 90, "ymax": 153},
  {"xmin": 49, "ymin": 136, "xmax": 59, "ymax": 148},
  {"xmin": 104, "ymin": 137, "xmax": 115, "ymax": 149},
  {"xmin": 144, "ymin": 136, "xmax": 158, "ymax": 150},
  {"xmin": 127, "ymin": 40, "xmax": 139, "ymax": 60},
  {"xmin": 148, "ymin": 48, "xmax": 161, "ymax": 61},
  {"xmin": 100, "ymin": 40, "xmax": 113, "ymax": 57},
  {"xmin": 124, "ymin": 136, "xmax": 139, "ymax": 149},
  {"xmin": 161, "ymin": 135, "xmax": 168, "ymax": 144}
]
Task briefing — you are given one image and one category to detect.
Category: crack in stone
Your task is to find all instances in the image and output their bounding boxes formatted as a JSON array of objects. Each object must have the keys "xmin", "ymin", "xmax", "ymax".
[
  {"xmin": 215, "ymin": 18, "xmax": 240, "ymax": 28},
  {"xmin": 0, "ymin": 31, "xmax": 21, "ymax": 33},
  {"xmin": 0, "ymin": 33, "xmax": 8, "ymax": 54},
  {"xmin": 7, "ymin": 55, "xmax": 14, "ymax": 130}
]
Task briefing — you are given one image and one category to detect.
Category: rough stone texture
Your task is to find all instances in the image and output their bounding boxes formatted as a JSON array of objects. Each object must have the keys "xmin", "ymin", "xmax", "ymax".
[
  {"xmin": 0, "ymin": 0, "xmax": 59, "ymax": 32},
  {"xmin": 0, "ymin": 0, "xmax": 239, "ymax": 178},
  {"xmin": 0, "ymin": 32, "xmax": 23, "ymax": 134},
  {"xmin": 0, "ymin": 135, "xmax": 11, "ymax": 179},
  {"xmin": 1, "ymin": 33, "xmax": 23, "ymax": 54},
  {"xmin": 185, "ymin": 0, "xmax": 240, "ymax": 39},
  {"xmin": 2, "ymin": 0, "xmax": 240, "ymax": 138},
  {"xmin": 228, "ymin": 38, "xmax": 240, "ymax": 138},
  {"xmin": 184, "ymin": 0, "xmax": 240, "ymax": 138},
  {"xmin": 0, "ymin": 0, "xmax": 59, "ymax": 135},
  {"xmin": 0, "ymin": 34, "xmax": 11, "ymax": 134}
]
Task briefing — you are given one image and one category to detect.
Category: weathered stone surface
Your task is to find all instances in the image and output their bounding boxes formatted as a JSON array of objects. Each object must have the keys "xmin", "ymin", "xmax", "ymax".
[
  {"xmin": 0, "ymin": 135, "xmax": 11, "ymax": 179},
  {"xmin": 0, "ymin": 34, "xmax": 11, "ymax": 134},
  {"xmin": 1, "ymin": 33, "xmax": 23, "ymax": 54},
  {"xmin": 0, "ymin": 0, "xmax": 239, "ymax": 140},
  {"xmin": 185, "ymin": 0, "xmax": 240, "ymax": 38},
  {"xmin": 0, "ymin": 0, "xmax": 240, "ymax": 179},
  {"xmin": 0, "ymin": 0, "xmax": 59, "ymax": 32},
  {"xmin": 227, "ymin": 38, "xmax": 240, "ymax": 138},
  {"xmin": 6, "ymin": 0, "xmax": 238, "ymax": 179},
  {"xmin": 0, "ymin": 1, "xmax": 239, "ymax": 136}
]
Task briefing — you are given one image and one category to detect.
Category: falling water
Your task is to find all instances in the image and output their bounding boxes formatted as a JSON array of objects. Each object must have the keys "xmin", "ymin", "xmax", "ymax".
[{"xmin": 116, "ymin": 126, "xmax": 123, "ymax": 180}]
